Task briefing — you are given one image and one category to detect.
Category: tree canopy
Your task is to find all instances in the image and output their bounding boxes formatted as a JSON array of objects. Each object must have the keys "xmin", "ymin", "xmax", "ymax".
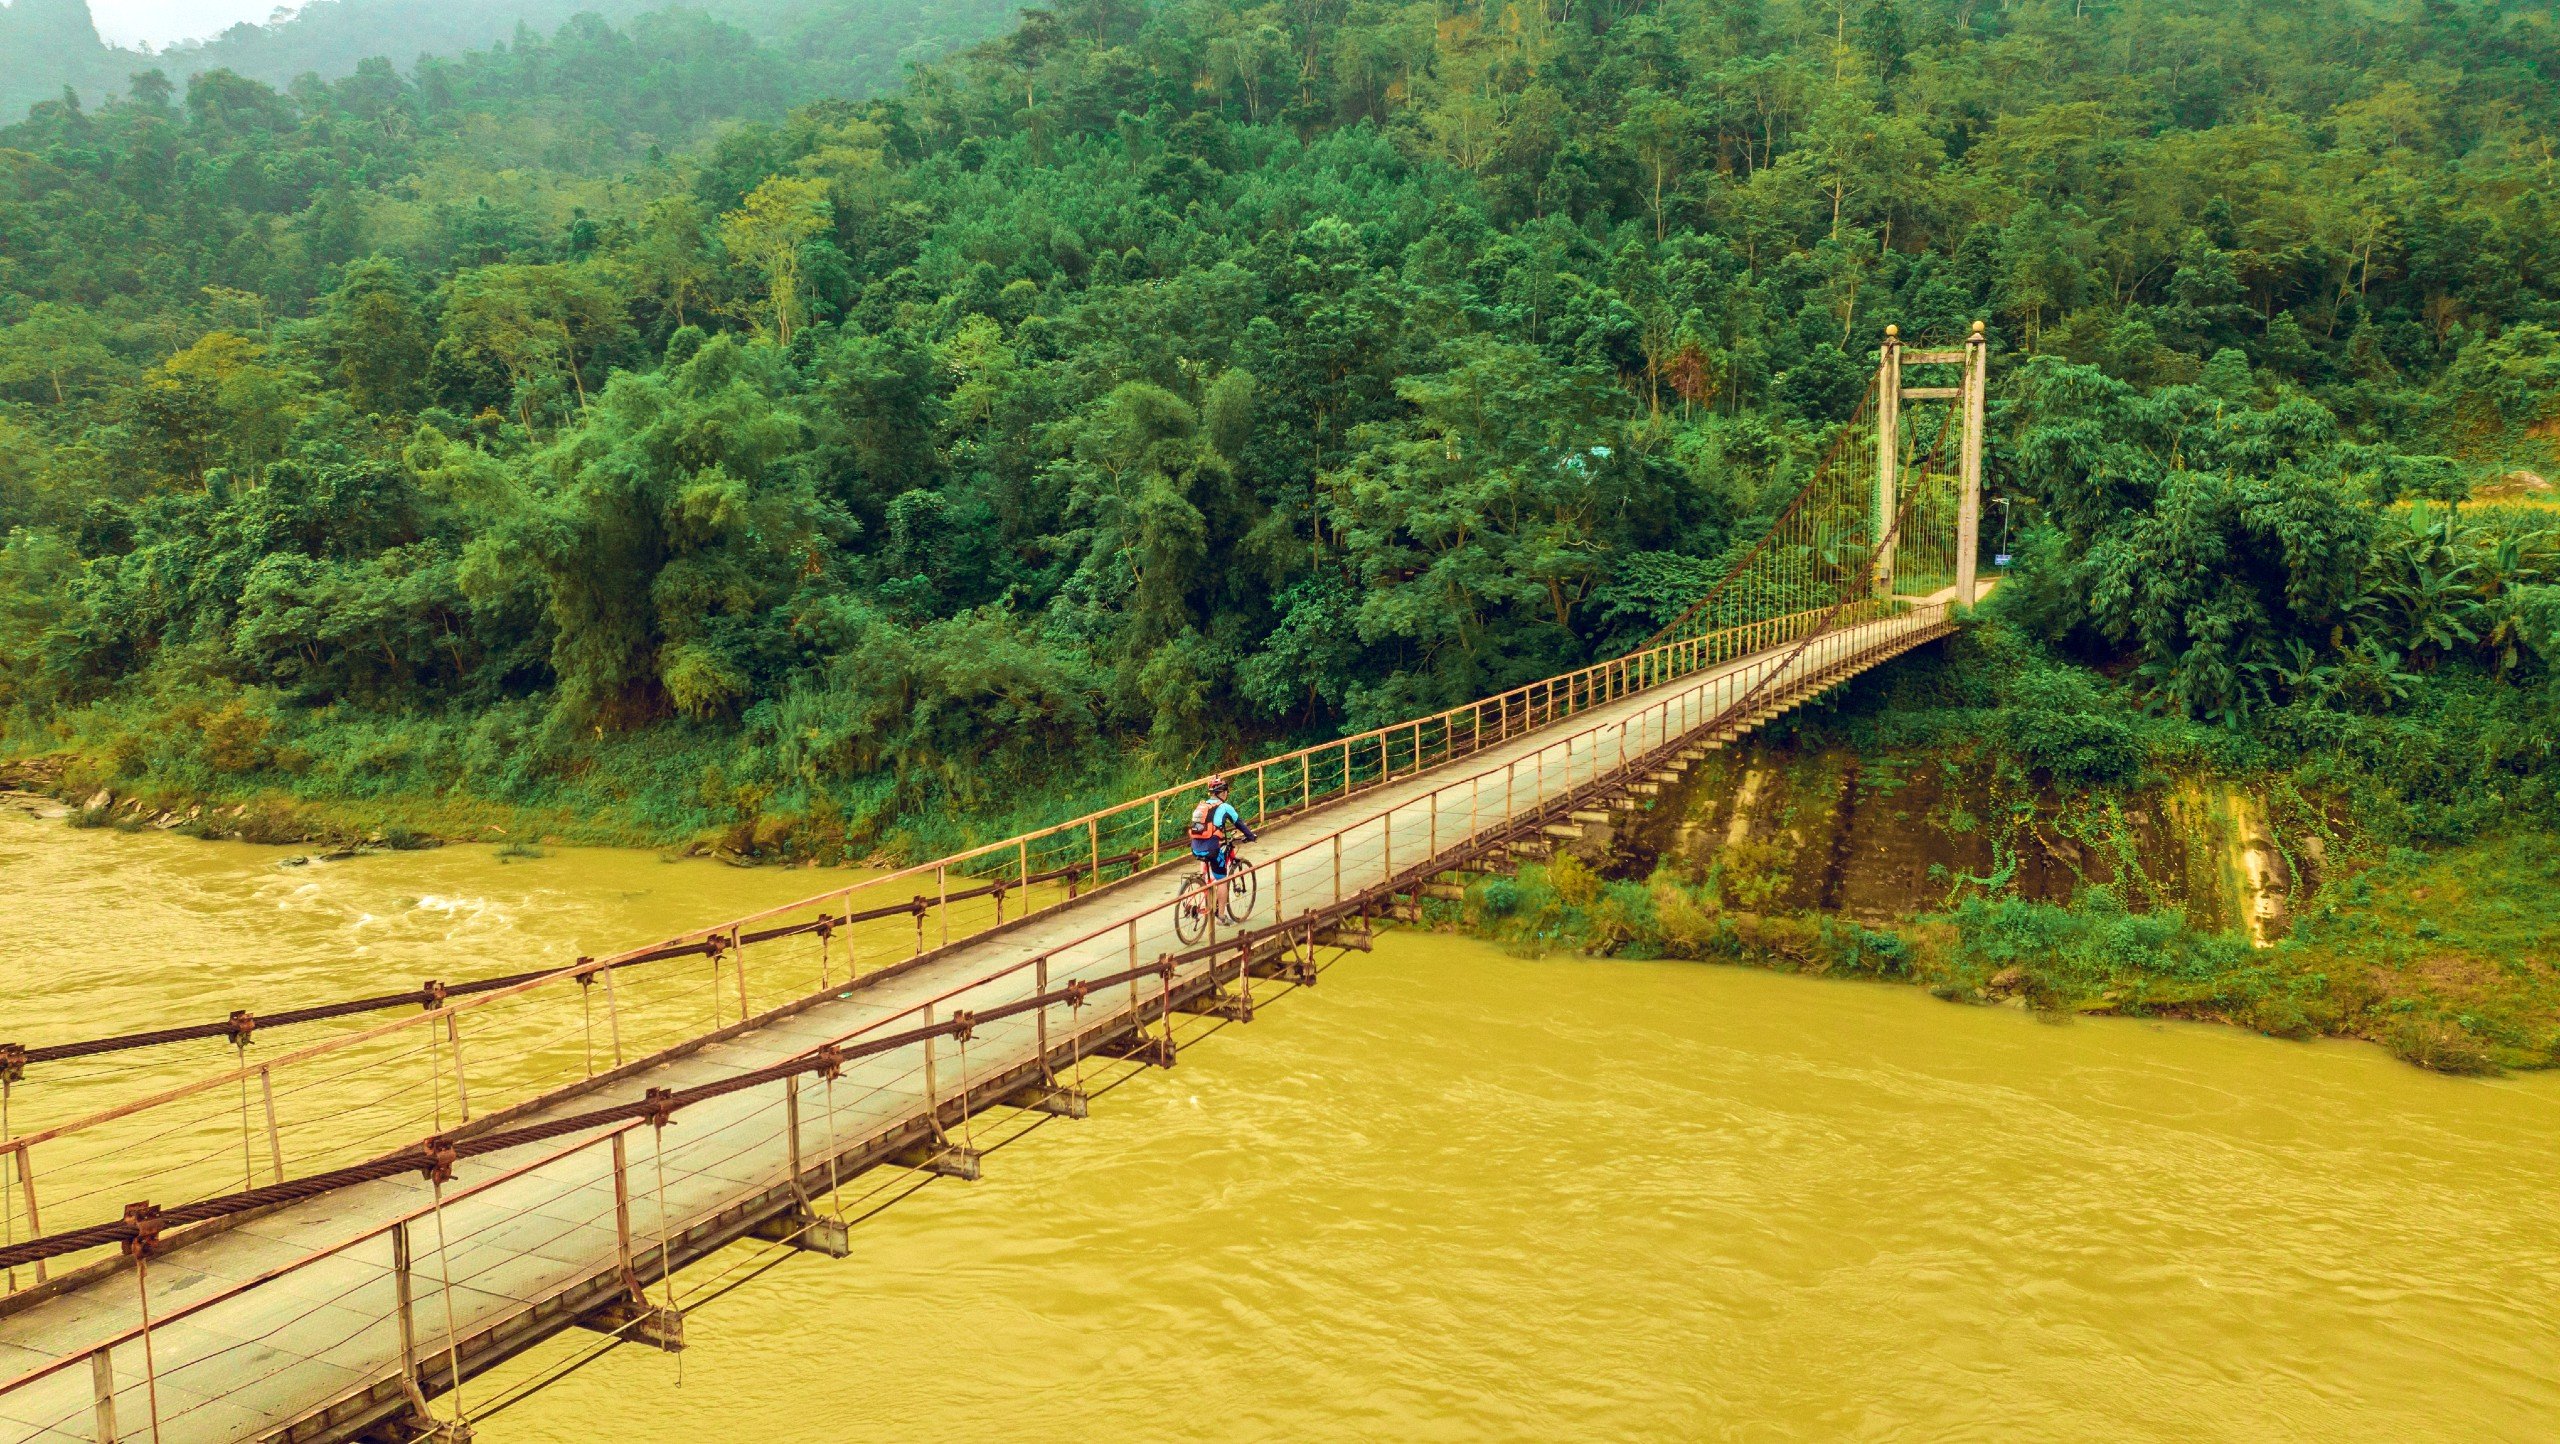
[{"xmin": 2, "ymin": 0, "xmax": 2556, "ymax": 851}]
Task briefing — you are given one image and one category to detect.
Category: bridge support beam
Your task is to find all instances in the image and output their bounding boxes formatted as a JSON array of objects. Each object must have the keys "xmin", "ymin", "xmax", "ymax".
[
  {"xmin": 363, "ymin": 1410, "xmax": 473, "ymax": 1444},
  {"xmin": 891, "ymin": 1138, "xmax": 984, "ymax": 1180},
  {"xmin": 1095, "ymin": 1030, "xmax": 1176, "ymax": 1068},
  {"xmin": 751, "ymin": 1207, "xmax": 852, "ymax": 1258},
  {"xmin": 1957, "ymin": 319, "xmax": 1988, "ymax": 607},
  {"xmin": 1006, "ymin": 1080, "xmax": 1090, "ymax": 1118},
  {"xmin": 1876, "ymin": 325, "xmax": 1900, "ymax": 596},
  {"xmin": 1246, "ymin": 934, "xmax": 1320, "ymax": 985},
  {"xmin": 1175, "ymin": 988, "xmax": 1253, "ymax": 1022},
  {"xmin": 580, "ymin": 1295, "xmax": 685, "ymax": 1352},
  {"xmin": 1883, "ymin": 318, "xmax": 1990, "ymax": 603}
]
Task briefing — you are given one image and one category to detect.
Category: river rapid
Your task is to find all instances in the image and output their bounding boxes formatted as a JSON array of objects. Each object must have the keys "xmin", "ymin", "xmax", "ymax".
[{"xmin": 2, "ymin": 805, "xmax": 2554, "ymax": 1441}]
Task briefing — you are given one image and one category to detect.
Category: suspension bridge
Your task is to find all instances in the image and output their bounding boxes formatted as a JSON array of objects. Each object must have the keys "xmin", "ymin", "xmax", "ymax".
[{"xmin": 0, "ymin": 329, "xmax": 1991, "ymax": 1442}]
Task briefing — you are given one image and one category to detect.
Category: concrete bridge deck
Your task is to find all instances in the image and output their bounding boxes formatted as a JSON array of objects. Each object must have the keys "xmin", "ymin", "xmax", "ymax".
[{"xmin": 0, "ymin": 599, "xmax": 1960, "ymax": 1444}]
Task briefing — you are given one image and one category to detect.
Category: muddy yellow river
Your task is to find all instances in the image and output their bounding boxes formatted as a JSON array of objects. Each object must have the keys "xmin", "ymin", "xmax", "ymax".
[{"xmin": 2, "ymin": 805, "xmax": 2555, "ymax": 1441}]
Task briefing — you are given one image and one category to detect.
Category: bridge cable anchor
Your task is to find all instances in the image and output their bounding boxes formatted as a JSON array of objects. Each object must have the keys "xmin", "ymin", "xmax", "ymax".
[{"xmin": 119, "ymin": 1200, "xmax": 163, "ymax": 1258}]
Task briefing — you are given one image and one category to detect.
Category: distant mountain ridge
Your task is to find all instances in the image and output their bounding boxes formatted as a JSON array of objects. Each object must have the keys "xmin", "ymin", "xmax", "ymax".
[
  {"xmin": 0, "ymin": 0, "xmax": 1017, "ymax": 118},
  {"xmin": 0, "ymin": 0, "xmax": 126, "ymax": 112}
]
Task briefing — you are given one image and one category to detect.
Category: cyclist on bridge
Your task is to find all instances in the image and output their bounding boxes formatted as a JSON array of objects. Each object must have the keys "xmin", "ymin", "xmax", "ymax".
[{"xmin": 1187, "ymin": 776, "xmax": 1257, "ymax": 899}]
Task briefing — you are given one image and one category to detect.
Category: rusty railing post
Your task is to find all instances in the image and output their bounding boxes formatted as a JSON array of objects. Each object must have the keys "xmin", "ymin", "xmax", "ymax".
[
  {"xmin": 610, "ymin": 1131, "xmax": 637, "ymax": 1288},
  {"xmin": 259, "ymin": 1065, "xmax": 284, "ymax": 1185},
  {"xmin": 707, "ymin": 944, "xmax": 722, "ymax": 1033},
  {"xmin": 920, "ymin": 1002, "xmax": 939, "ymax": 1129},
  {"xmin": 784, "ymin": 1074, "xmax": 804, "ymax": 1200},
  {"xmin": 445, "ymin": 1014, "xmax": 471, "ymax": 1123},
  {"xmin": 1034, "ymin": 956, "xmax": 1050, "ymax": 1077},
  {"xmin": 132, "ymin": 1244, "xmax": 160, "ymax": 1442},
  {"xmin": 234, "ymin": 1040, "xmax": 256, "ymax": 1193},
  {"xmin": 18, "ymin": 1142, "xmax": 43, "ymax": 1285},
  {"xmin": 603, "ymin": 962, "xmax": 625, "ymax": 1067},
  {"xmin": 90, "ymin": 1347, "xmax": 118, "ymax": 1444},
  {"xmin": 395, "ymin": 1219, "xmax": 423, "ymax": 1398}
]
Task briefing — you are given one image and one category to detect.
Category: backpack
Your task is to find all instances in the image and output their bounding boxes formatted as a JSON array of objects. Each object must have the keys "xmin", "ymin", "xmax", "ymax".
[{"xmin": 1187, "ymin": 798, "xmax": 1223, "ymax": 841}]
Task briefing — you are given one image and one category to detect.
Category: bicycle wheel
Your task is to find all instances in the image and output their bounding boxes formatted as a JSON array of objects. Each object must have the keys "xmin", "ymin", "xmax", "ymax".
[
  {"xmin": 1220, "ymin": 859, "xmax": 1257, "ymax": 924},
  {"xmin": 1173, "ymin": 885, "xmax": 1210, "ymax": 945}
]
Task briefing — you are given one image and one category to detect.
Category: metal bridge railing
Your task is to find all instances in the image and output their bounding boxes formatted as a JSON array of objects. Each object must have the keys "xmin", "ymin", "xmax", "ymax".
[
  {"xmin": 0, "ymin": 389, "xmax": 1961, "ymax": 1298},
  {"xmin": 0, "ymin": 387, "xmax": 1968, "ymax": 1422},
  {"xmin": 0, "ymin": 589, "xmax": 1959, "ymax": 1444},
  {"xmin": 0, "ymin": 579, "xmax": 1951, "ymax": 1276},
  {"xmin": 0, "ymin": 603, "xmax": 1864, "ymax": 1277}
]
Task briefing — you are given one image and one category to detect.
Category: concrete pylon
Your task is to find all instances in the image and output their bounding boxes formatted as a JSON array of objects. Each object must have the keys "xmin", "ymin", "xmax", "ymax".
[
  {"xmin": 1957, "ymin": 320, "xmax": 1987, "ymax": 607},
  {"xmin": 1875, "ymin": 320, "xmax": 1989, "ymax": 605},
  {"xmin": 1874, "ymin": 324, "xmax": 1900, "ymax": 596}
]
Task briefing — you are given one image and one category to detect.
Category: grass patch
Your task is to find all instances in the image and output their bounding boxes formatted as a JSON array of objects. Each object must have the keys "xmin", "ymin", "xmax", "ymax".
[
  {"xmin": 2280, "ymin": 835, "xmax": 2560, "ymax": 1072},
  {"xmin": 1449, "ymin": 836, "xmax": 2560, "ymax": 1075},
  {"xmin": 1459, "ymin": 856, "xmax": 1914, "ymax": 980},
  {"xmin": 0, "ymin": 689, "xmax": 1197, "ymax": 867}
]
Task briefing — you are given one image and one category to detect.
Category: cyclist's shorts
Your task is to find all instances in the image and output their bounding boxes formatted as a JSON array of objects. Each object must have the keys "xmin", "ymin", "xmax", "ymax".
[{"xmin": 1192, "ymin": 839, "xmax": 1229, "ymax": 876}]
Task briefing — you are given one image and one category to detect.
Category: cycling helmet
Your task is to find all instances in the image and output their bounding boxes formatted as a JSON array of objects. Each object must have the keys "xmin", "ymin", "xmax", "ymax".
[{"xmin": 1205, "ymin": 775, "xmax": 1230, "ymax": 794}]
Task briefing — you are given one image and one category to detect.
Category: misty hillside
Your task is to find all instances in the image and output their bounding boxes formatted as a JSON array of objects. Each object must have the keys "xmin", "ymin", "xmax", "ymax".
[{"xmin": 0, "ymin": 0, "xmax": 1019, "ymax": 119}]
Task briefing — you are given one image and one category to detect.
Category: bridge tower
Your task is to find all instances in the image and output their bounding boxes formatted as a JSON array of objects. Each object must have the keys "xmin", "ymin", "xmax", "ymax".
[{"xmin": 1874, "ymin": 321, "xmax": 1989, "ymax": 606}]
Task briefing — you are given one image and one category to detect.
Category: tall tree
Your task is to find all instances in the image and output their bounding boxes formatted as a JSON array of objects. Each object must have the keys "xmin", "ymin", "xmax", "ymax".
[{"xmin": 721, "ymin": 175, "xmax": 832, "ymax": 347}]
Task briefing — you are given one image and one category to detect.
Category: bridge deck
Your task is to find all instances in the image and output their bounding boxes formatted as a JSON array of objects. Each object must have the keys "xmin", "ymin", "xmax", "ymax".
[{"xmin": 0, "ymin": 602, "xmax": 1957, "ymax": 1443}]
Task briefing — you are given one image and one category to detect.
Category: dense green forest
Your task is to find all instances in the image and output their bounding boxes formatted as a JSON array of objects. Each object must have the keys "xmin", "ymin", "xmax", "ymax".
[
  {"xmin": 0, "ymin": 0, "xmax": 1019, "ymax": 119},
  {"xmin": 1, "ymin": 0, "xmax": 2556, "ymax": 868}
]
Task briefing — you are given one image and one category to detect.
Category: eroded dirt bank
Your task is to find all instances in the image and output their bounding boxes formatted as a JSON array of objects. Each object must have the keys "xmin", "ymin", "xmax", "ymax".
[
  {"xmin": 1564, "ymin": 737, "xmax": 2317, "ymax": 943},
  {"xmin": 1460, "ymin": 733, "xmax": 2558, "ymax": 1074}
]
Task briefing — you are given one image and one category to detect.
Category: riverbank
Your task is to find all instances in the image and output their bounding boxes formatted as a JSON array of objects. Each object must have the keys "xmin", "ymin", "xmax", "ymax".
[
  {"xmin": 1411, "ymin": 620, "xmax": 2560, "ymax": 1077},
  {"xmin": 10, "ymin": 627, "xmax": 2556, "ymax": 1077},
  {"xmin": 0, "ymin": 712, "xmax": 1177, "ymax": 865},
  {"xmin": 1446, "ymin": 833, "xmax": 2560, "ymax": 1075}
]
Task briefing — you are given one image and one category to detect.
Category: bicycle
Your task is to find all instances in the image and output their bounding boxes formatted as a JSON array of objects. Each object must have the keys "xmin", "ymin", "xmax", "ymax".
[{"xmin": 1171, "ymin": 845, "xmax": 1256, "ymax": 945}]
